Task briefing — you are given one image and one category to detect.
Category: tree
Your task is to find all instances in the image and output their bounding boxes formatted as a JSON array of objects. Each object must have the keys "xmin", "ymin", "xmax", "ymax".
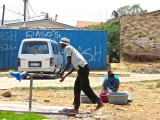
[
  {"xmin": 117, "ymin": 5, "xmax": 131, "ymax": 15},
  {"xmin": 86, "ymin": 4, "xmax": 148, "ymax": 63},
  {"xmin": 130, "ymin": 4, "xmax": 143, "ymax": 15},
  {"xmin": 117, "ymin": 4, "xmax": 148, "ymax": 16}
]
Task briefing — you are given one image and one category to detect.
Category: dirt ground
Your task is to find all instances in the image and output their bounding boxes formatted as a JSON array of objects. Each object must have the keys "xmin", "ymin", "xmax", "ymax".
[
  {"xmin": 0, "ymin": 61, "xmax": 160, "ymax": 120},
  {"xmin": 110, "ymin": 61, "xmax": 160, "ymax": 74},
  {"xmin": 0, "ymin": 80, "xmax": 160, "ymax": 120}
]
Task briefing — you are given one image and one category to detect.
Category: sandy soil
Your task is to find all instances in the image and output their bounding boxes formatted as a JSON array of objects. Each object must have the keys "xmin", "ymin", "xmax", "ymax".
[
  {"xmin": 0, "ymin": 80, "xmax": 160, "ymax": 120},
  {"xmin": 0, "ymin": 61, "xmax": 160, "ymax": 119},
  {"xmin": 110, "ymin": 61, "xmax": 160, "ymax": 74}
]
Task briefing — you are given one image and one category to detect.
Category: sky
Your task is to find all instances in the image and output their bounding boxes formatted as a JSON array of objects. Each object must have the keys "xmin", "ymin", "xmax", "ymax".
[{"xmin": 0, "ymin": 0, "xmax": 160, "ymax": 26}]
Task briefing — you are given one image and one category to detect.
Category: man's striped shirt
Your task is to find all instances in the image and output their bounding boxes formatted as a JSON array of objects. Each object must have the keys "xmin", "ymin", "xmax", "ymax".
[{"xmin": 64, "ymin": 45, "xmax": 87, "ymax": 70}]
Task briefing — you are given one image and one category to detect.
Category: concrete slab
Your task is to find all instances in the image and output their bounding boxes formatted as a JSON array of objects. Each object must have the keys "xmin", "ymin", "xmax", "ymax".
[{"xmin": 0, "ymin": 104, "xmax": 75, "ymax": 116}]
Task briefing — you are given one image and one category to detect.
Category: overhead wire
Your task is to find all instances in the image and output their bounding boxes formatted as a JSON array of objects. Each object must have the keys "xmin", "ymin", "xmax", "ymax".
[
  {"xmin": 0, "ymin": 6, "xmax": 23, "ymax": 16},
  {"xmin": 14, "ymin": 1, "xmax": 24, "ymax": 21},
  {"xmin": 26, "ymin": 3, "xmax": 30, "ymax": 20},
  {"xmin": 28, "ymin": 0, "xmax": 38, "ymax": 17},
  {"xmin": 0, "ymin": 0, "xmax": 38, "ymax": 21},
  {"xmin": 0, "ymin": 0, "xmax": 24, "ymax": 23},
  {"xmin": 1, "ymin": 0, "xmax": 108, "ymax": 23}
]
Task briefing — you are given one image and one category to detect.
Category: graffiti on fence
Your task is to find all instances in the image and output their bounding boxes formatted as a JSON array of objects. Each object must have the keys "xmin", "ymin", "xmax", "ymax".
[
  {"xmin": 25, "ymin": 30, "xmax": 61, "ymax": 39},
  {"xmin": 78, "ymin": 46, "xmax": 102, "ymax": 62}
]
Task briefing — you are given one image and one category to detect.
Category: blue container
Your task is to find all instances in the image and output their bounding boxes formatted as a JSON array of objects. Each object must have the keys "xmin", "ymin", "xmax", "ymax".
[{"xmin": 0, "ymin": 29, "xmax": 107, "ymax": 70}]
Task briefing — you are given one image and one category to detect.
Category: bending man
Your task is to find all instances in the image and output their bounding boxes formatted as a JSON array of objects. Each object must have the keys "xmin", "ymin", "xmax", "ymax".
[{"xmin": 59, "ymin": 37, "xmax": 103, "ymax": 113}]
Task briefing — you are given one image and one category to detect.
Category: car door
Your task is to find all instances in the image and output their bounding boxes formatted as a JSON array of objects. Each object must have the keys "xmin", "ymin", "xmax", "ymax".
[
  {"xmin": 51, "ymin": 42, "xmax": 60, "ymax": 69},
  {"xmin": 55, "ymin": 44, "xmax": 63, "ymax": 68}
]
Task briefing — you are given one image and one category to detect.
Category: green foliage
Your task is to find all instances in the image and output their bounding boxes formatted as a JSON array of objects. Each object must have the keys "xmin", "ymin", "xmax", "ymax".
[
  {"xmin": 106, "ymin": 21, "xmax": 120, "ymax": 62},
  {"xmin": 0, "ymin": 111, "xmax": 47, "ymax": 120},
  {"xmin": 84, "ymin": 22, "xmax": 107, "ymax": 30}
]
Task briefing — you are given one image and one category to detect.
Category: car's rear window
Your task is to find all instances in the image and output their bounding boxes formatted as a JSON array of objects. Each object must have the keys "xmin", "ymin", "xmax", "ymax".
[{"xmin": 21, "ymin": 41, "xmax": 49, "ymax": 54}]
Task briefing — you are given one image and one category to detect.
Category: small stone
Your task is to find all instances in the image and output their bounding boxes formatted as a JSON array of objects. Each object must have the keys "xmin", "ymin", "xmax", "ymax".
[
  {"xmin": 116, "ymin": 107, "xmax": 127, "ymax": 111},
  {"xmin": 132, "ymin": 70, "xmax": 136, "ymax": 73},
  {"xmin": 129, "ymin": 87, "xmax": 134, "ymax": 91},
  {"xmin": 44, "ymin": 99, "xmax": 50, "ymax": 102},
  {"xmin": 156, "ymin": 82, "xmax": 160, "ymax": 88},
  {"xmin": 32, "ymin": 99, "xmax": 37, "ymax": 101},
  {"xmin": 137, "ymin": 104, "xmax": 144, "ymax": 106},
  {"xmin": 2, "ymin": 91, "xmax": 11, "ymax": 97}
]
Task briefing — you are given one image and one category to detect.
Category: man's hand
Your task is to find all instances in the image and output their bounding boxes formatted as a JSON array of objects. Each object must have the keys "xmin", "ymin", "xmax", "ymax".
[{"xmin": 60, "ymin": 76, "xmax": 65, "ymax": 82}]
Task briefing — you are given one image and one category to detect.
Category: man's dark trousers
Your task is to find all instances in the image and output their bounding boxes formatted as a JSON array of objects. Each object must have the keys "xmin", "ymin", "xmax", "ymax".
[{"xmin": 73, "ymin": 64, "xmax": 100, "ymax": 109}]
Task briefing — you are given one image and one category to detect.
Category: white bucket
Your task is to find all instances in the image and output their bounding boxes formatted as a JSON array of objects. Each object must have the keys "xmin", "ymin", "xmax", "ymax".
[{"xmin": 80, "ymin": 94, "xmax": 92, "ymax": 103}]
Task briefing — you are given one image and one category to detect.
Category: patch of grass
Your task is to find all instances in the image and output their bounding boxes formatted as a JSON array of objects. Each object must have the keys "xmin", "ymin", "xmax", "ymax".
[
  {"xmin": 146, "ymin": 85, "xmax": 155, "ymax": 90},
  {"xmin": 0, "ymin": 111, "xmax": 47, "ymax": 120},
  {"xmin": 33, "ymin": 86, "xmax": 102, "ymax": 91},
  {"xmin": 13, "ymin": 86, "xmax": 102, "ymax": 91},
  {"xmin": 152, "ymin": 91, "xmax": 160, "ymax": 94},
  {"xmin": 13, "ymin": 86, "xmax": 74, "ymax": 91},
  {"xmin": 93, "ymin": 86, "xmax": 101, "ymax": 90},
  {"xmin": 139, "ymin": 79, "xmax": 160, "ymax": 83},
  {"xmin": 12, "ymin": 87, "xmax": 28, "ymax": 90},
  {"xmin": 35, "ymin": 86, "xmax": 74, "ymax": 90},
  {"xmin": 135, "ymin": 83, "xmax": 145, "ymax": 86},
  {"xmin": 11, "ymin": 95, "xmax": 19, "ymax": 97},
  {"xmin": 12, "ymin": 80, "xmax": 160, "ymax": 91}
]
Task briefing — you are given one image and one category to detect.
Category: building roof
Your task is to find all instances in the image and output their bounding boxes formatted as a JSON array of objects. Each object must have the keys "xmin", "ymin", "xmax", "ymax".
[
  {"xmin": 4, "ymin": 19, "xmax": 81, "ymax": 30},
  {"xmin": 76, "ymin": 21, "xmax": 101, "ymax": 28},
  {"xmin": 140, "ymin": 9, "xmax": 160, "ymax": 16}
]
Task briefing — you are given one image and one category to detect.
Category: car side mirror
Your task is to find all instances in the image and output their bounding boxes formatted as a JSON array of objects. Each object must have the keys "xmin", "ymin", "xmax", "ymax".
[{"xmin": 61, "ymin": 52, "xmax": 64, "ymax": 55}]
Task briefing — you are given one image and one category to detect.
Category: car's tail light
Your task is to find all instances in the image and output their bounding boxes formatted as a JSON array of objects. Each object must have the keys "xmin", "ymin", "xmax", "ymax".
[
  {"xmin": 18, "ymin": 58, "xmax": 21, "ymax": 67},
  {"xmin": 50, "ymin": 57, "xmax": 54, "ymax": 66}
]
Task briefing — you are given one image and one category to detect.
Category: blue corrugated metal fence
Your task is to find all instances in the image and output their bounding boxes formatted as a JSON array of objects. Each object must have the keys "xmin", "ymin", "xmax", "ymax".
[{"xmin": 0, "ymin": 29, "xmax": 107, "ymax": 70}]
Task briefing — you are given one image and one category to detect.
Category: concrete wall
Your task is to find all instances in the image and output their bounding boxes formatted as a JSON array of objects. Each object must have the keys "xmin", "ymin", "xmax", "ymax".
[{"xmin": 120, "ymin": 15, "xmax": 160, "ymax": 61}]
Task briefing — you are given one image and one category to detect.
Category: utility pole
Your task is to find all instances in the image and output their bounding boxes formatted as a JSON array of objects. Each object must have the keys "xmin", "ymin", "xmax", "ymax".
[
  {"xmin": 24, "ymin": 0, "xmax": 28, "ymax": 21},
  {"xmin": 1, "ymin": 4, "xmax": 5, "ymax": 26}
]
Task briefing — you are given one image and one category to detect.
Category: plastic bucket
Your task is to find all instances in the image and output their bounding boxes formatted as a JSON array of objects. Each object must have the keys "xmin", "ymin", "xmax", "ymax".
[
  {"xmin": 80, "ymin": 94, "xmax": 92, "ymax": 103},
  {"xmin": 99, "ymin": 92, "xmax": 109, "ymax": 103},
  {"xmin": 107, "ymin": 93, "xmax": 129, "ymax": 105}
]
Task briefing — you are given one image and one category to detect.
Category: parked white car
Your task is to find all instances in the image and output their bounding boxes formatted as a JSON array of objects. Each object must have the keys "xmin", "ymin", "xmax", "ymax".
[{"xmin": 18, "ymin": 38, "xmax": 63, "ymax": 78}]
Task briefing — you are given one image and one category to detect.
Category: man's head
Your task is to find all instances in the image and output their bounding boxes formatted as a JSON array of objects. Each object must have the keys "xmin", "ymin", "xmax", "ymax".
[
  {"xmin": 108, "ymin": 72, "xmax": 114, "ymax": 82},
  {"xmin": 59, "ymin": 37, "xmax": 70, "ymax": 49}
]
